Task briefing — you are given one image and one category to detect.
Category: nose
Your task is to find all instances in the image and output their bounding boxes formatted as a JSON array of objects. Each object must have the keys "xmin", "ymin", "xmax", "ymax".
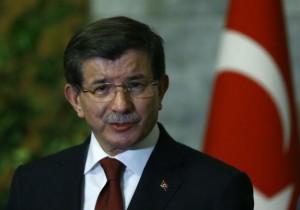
[{"xmin": 110, "ymin": 86, "xmax": 133, "ymax": 113}]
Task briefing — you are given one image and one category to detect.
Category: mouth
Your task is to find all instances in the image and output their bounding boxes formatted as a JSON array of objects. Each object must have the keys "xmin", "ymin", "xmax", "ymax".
[{"xmin": 110, "ymin": 122, "xmax": 135, "ymax": 131}]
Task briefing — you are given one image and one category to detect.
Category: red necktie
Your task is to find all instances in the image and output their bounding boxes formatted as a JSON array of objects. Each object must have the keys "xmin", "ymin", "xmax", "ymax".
[{"xmin": 95, "ymin": 157, "xmax": 125, "ymax": 210}]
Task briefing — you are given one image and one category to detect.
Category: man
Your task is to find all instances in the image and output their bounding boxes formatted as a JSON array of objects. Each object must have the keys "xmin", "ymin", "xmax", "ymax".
[{"xmin": 6, "ymin": 16, "xmax": 254, "ymax": 210}]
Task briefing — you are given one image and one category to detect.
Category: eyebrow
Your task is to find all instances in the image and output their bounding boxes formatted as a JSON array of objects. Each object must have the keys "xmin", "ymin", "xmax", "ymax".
[
  {"xmin": 126, "ymin": 74, "xmax": 147, "ymax": 81},
  {"xmin": 90, "ymin": 74, "xmax": 148, "ymax": 85},
  {"xmin": 90, "ymin": 78, "xmax": 108, "ymax": 85}
]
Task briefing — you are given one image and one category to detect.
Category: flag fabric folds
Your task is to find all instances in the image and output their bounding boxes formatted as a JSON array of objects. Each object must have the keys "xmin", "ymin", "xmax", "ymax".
[{"xmin": 203, "ymin": 0, "xmax": 300, "ymax": 209}]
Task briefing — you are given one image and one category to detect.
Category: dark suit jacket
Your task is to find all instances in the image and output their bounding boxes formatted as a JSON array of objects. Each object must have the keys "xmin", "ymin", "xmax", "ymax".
[{"xmin": 6, "ymin": 123, "xmax": 254, "ymax": 210}]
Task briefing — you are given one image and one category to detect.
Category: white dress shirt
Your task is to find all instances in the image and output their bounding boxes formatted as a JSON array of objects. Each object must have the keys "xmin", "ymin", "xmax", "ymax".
[{"xmin": 83, "ymin": 124, "xmax": 159, "ymax": 210}]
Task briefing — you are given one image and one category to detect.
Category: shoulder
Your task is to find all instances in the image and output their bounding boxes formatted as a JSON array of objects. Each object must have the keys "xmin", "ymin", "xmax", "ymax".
[
  {"xmin": 157, "ymin": 123, "xmax": 252, "ymax": 189},
  {"xmin": 172, "ymin": 139, "xmax": 244, "ymax": 179},
  {"xmin": 155, "ymin": 124, "xmax": 254, "ymax": 208},
  {"xmin": 16, "ymin": 139, "xmax": 89, "ymax": 175}
]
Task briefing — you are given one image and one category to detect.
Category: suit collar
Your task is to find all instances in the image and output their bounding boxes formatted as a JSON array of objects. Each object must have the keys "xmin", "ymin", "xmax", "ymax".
[{"xmin": 128, "ymin": 123, "xmax": 184, "ymax": 210}]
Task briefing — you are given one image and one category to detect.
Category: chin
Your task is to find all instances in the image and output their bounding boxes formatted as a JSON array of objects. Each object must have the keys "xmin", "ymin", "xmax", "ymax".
[{"xmin": 110, "ymin": 138, "xmax": 137, "ymax": 149}]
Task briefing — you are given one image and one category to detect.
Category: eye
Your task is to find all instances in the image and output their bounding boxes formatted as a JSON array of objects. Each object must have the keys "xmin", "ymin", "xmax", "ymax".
[
  {"xmin": 93, "ymin": 84, "xmax": 111, "ymax": 94},
  {"xmin": 127, "ymin": 81, "xmax": 146, "ymax": 89}
]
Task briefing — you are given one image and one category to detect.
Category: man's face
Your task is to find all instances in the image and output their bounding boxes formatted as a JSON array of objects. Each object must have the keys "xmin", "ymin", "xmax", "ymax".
[{"xmin": 65, "ymin": 49, "xmax": 168, "ymax": 155}]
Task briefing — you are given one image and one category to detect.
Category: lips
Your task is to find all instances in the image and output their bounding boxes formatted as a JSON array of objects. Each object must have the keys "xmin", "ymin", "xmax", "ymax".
[{"xmin": 110, "ymin": 122, "xmax": 134, "ymax": 131}]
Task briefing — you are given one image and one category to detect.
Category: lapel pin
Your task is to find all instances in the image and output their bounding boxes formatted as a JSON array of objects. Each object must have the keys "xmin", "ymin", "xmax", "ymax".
[{"xmin": 160, "ymin": 180, "xmax": 169, "ymax": 191}]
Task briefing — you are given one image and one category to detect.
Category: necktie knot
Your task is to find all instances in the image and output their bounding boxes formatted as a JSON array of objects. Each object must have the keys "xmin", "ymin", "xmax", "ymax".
[{"xmin": 100, "ymin": 157, "xmax": 124, "ymax": 181}]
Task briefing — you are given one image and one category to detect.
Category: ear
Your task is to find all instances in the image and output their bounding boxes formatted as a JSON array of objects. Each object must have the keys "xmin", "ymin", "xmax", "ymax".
[
  {"xmin": 158, "ymin": 74, "xmax": 169, "ymax": 110},
  {"xmin": 64, "ymin": 84, "xmax": 85, "ymax": 118}
]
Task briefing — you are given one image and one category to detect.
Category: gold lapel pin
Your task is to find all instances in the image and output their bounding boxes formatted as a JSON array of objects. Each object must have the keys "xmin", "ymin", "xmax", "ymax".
[{"xmin": 160, "ymin": 180, "xmax": 169, "ymax": 191}]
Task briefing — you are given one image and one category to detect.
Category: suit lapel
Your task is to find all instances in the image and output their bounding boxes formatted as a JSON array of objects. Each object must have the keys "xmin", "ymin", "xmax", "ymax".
[
  {"xmin": 128, "ymin": 124, "xmax": 184, "ymax": 210},
  {"xmin": 54, "ymin": 139, "xmax": 89, "ymax": 210}
]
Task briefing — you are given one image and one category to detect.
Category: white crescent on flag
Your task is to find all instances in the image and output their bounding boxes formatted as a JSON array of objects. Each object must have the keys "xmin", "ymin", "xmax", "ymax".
[{"xmin": 217, "ymin": 30, "xmax": 291, "ymax": 152}]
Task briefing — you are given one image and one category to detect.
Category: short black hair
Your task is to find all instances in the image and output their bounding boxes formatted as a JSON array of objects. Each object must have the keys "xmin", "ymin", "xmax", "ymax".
[{"xmin": 64, "ymin": 16, "xmax": 165, "ymax": 87}]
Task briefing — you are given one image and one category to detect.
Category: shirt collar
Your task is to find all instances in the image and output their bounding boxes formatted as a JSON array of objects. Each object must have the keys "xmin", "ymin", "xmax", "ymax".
[{"xmin": 84, "ymin": 124, "xmax": 159, "ymax": 175}]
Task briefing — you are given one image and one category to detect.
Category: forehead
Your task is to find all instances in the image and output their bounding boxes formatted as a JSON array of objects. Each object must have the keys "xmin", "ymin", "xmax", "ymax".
[{"xmin": 81, "ymin": 50, "xmax": 152, "ymax": 84}]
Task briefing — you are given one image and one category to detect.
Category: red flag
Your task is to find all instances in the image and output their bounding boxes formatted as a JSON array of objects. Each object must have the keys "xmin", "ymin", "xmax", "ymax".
[{"xmin": 203, "ymin": 0, "xmax": 300, "ymax": 209}]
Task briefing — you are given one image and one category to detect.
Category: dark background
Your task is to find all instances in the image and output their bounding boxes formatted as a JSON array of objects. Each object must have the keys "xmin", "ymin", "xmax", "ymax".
[{"xmin": 0, "ymin": 0, "xmax": 88, "ymax": 208}]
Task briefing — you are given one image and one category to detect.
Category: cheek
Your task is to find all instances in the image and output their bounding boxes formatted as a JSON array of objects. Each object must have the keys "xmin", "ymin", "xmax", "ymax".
[
  {"xmin": 138, "ymin": 97, "xmax": 160, "ymax": 121},
  {"xmin": 81, "ymin": 101, "xmax": 107, "ymax": 123}
]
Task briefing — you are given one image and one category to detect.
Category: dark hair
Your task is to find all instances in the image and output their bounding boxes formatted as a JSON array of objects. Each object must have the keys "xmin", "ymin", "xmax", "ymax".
[{"xmin": 64, "ymin": 16, "xmax": 165, "ymax": 87}]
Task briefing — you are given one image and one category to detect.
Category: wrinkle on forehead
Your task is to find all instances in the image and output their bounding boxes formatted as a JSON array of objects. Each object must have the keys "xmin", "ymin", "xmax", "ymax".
[{"xmin": 81, "ymin": 50, "xmax": 151, "ymax": 84}]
